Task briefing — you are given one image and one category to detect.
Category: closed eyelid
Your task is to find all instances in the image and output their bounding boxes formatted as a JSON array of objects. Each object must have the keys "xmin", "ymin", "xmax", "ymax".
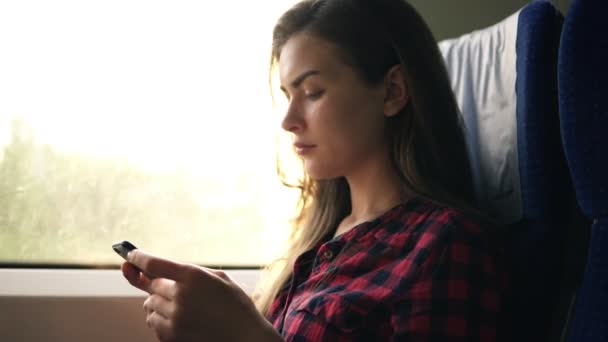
[
  {"xmin": 280, "ymin": 70, "xmax": 321, "ymax": 94},
  {"xmin": 281, "ymin": 88, "xmax": 323, "ymax": 101},
  {"xmin": 305, "ymin": 89, "xmax": 324, "ymax": 97}
]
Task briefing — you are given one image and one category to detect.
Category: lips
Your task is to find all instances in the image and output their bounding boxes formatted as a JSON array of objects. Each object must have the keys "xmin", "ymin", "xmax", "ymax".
[
  {"xmin": 293, "ymin": 142, "xmax": 316, "ymax": 155},
  {"xmin": 294, "ymin": 142, "xmax": 316, "ymax": 149}
]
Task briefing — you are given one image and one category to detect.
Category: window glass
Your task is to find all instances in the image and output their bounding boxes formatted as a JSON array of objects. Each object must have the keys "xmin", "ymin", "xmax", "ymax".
[{"xmin": 0, "ymin": 0, "xmax": 299, "ymax": 266}]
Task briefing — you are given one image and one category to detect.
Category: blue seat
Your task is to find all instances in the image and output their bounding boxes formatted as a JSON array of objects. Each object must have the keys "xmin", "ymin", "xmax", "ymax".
[
  {"xmin": 559, "ymin": 0, "xmax": 608, "ymax": 340},
  {"xmin": 439, "ymin": 1, "xmax": 571, "ymax": 340}
]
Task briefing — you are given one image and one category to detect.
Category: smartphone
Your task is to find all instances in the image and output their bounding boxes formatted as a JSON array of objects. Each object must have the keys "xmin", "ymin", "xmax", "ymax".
[
  {"xmin": 112, "ymin": 240, "xmax": 156, "ymax": 279},
  {"xmin": 112, "ymin": 240, "xmax": 137, "ymax": 260}
]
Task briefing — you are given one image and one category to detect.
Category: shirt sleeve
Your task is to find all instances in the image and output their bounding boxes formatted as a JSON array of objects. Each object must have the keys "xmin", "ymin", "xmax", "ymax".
[{"xmin": 390, "ymin": 222, "xmax": 506, "ymax": 342}]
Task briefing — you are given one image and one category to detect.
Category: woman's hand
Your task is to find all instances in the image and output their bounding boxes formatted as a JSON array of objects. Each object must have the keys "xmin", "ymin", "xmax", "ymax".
[{"xmin": 121, "ymin": 249, "xmax": 282, "ymax": 342}]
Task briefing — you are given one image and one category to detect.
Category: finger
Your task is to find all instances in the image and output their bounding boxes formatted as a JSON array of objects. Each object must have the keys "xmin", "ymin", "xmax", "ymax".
[
  {"xmin": 208, "ymin": 268, "xmax": 231, "ymax": 282},
  {"xmin": 127, "ymin": 249, "xmax": 188, "ymax": 282},
  {"xmin": 121, "ymin": 262, "xmax": 153, "ymax": 293},
  {"xmin": 146, "ymin": 311, "xmax": 175, "ymax": 341},
  {"xmin": 148, "ymin": 277, "xmax": 178, "ymax": 300},
  {"xmin": 207, "ymin": 268, "xmax": 246, "ymax": 289},
  {"xmin": 143, "ymin": 294, "xmax": 173, "ymax": 320},
  {"xmin": 122, "ymin": 260, "xmax": 156, "ymax": 281}
]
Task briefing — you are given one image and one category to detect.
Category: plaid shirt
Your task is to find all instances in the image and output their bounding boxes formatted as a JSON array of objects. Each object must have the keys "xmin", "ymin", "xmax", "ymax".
[{"xmin": 266, "ymin": 198, "xmax": 508, "ymax": 341}]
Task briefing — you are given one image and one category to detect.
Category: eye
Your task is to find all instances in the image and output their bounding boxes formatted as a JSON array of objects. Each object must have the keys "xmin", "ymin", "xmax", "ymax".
[{"xmin": 305, "ymin": 90, "xmax": 324, "ymax": 100}]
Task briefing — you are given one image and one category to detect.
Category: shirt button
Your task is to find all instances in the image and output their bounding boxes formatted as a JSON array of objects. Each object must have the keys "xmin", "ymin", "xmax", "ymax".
[{"xmin": 323, "ymin": 250, "xmax": 334, "ymax": 260}]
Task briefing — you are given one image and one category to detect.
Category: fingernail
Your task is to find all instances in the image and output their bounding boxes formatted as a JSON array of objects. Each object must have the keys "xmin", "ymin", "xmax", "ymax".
[{"xmin": 127, "ymin": 250, "xmax": 134, "ymax": 261}]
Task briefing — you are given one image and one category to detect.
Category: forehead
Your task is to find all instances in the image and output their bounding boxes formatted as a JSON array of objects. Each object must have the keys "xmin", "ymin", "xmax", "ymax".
[{"xmin": 278, "ymin": 33, "xmax": 346, "ymax": 85}]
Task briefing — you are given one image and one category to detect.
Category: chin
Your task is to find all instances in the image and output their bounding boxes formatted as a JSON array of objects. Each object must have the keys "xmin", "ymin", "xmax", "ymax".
[{"xmin": 304, "ymin": 162, "xmax": 342, "ymax": 181}]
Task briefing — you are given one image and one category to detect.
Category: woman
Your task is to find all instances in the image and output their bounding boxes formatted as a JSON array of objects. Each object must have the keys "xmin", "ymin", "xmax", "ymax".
[{"xmin": 122, "ymin": 0, "xmax": 508, "ymax": 341}]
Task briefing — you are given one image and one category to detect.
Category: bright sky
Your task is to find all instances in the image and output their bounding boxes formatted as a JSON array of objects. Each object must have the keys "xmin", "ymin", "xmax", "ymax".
[{"xmin": 0, "ymin": 0, "xmax": 296, "ymax": 176}]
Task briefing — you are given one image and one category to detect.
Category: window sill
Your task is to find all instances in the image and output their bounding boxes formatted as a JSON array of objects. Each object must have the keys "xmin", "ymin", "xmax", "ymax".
[
  {"xmin": 0, "ymin": 268, "xmax": 261, "ymax": 296},
  {"xmin": 0, "ymin": 268, "xmax": 262, "ymax": 342}
]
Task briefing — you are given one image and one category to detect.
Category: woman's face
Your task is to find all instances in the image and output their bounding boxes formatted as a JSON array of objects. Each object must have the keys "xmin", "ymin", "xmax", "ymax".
[{"xmin": 278, "ymin": 33, "xmax": 388, "ymax": 180}]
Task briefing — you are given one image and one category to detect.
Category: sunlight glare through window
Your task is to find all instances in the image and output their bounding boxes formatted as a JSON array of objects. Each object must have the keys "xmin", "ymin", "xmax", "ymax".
[{"xmin": 0, "ymin": 0, "xmax": 300, "ymax": 266}]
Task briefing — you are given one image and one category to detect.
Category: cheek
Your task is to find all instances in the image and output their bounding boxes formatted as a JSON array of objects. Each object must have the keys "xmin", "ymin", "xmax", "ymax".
[
  {"xmin": 323, "ymin": 98, "xmax": 385, "ymax": 152},
  {"xmin": 300, "ymin": 103, "xmax": 348, "ymax": 178},
  {"xmin": 311, "ymin": 101, "xmax": 355, "ymax": 154},
  {"xmin": 304, "ymin": 98, "xmax": 385, "ymax": 177}
]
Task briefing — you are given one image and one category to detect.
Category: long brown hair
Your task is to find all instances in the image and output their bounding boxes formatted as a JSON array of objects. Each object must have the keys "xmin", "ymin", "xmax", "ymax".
[{"xmin": 255, "ymin": 0, "xmax": 477, "ymax": 315}]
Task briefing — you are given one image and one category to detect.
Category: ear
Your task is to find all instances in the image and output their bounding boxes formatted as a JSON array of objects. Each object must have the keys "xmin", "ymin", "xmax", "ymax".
[{"xmin": 383, "ymin": 64, "xmax": 409, "ymax": 117}]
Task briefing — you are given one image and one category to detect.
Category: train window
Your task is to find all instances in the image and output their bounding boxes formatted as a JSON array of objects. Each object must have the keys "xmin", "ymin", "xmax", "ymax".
[{"xmin": 0, "ymin": 0, "xmax": 300, "ymax": 267}]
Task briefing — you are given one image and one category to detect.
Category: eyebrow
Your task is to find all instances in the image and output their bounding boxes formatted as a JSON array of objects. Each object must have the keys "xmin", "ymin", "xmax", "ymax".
[{"xmin": 280, "ymin": 70, "xmax": 321, "ymax": 92}]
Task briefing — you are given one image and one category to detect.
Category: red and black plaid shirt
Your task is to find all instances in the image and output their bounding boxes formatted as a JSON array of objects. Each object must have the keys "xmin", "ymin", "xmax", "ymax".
[{"xmin": 266, "ymin": 197, "xmax": 508, "ymax": 341}]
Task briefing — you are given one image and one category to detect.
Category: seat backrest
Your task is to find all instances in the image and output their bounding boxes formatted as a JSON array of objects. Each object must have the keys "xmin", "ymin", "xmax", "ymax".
[
  {"xmin": 439, "ymin": 1, "xmax": 571, "ymax": 340},
  {"xmin": 439, "ymin": 10, "xmax": 522, "ymax": 224},
  {"xmin": 559, "ymin": 0, "xmax": 608, "ymax": 340}
]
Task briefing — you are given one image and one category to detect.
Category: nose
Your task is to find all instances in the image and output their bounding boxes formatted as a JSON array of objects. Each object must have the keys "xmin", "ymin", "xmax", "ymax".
[{"xmin": 281, "ymin": 100, "xmax": 304, "ymax": 133}]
